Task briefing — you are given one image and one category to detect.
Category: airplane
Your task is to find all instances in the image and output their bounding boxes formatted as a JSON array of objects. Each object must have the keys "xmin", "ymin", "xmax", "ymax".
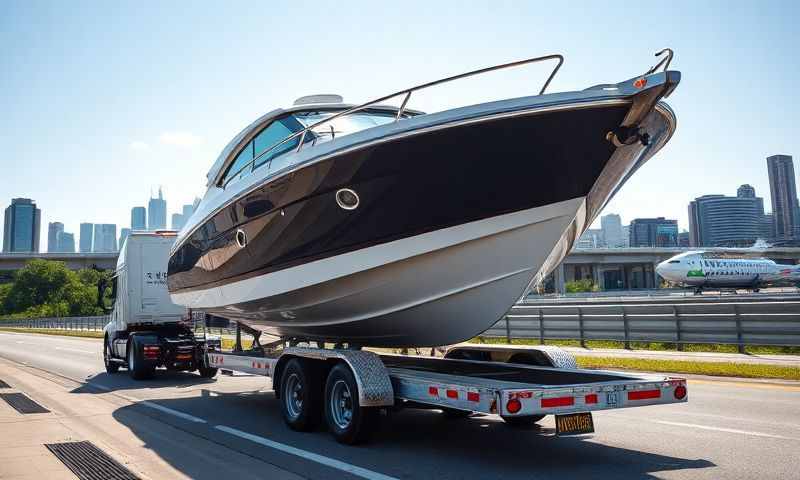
[{"xmin": 655, "ymin": 250, "xmax": 800, "ymax": 294}]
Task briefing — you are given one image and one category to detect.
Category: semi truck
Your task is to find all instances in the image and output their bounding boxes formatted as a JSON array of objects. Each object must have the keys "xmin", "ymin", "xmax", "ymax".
[
  {"xmin": 100, "ymin": 231, "xmax": 220, "ymax": 380},
  {"xmin": 101, "ymin": 231, "xmax": 688, "ymax": 444}
]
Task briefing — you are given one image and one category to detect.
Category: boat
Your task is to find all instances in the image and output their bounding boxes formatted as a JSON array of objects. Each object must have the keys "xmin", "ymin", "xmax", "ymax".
[{"xmin": 167, "ymin": 49, "xmax": 681, "ymax": 347}]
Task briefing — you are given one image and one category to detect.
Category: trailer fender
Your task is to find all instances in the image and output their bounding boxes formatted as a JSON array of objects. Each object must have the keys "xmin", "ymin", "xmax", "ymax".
[
  {"xmin": 275, "ymin": 348, "xmax": 394, "ymax": 407},
  {"xmin": 445, "ymin": 344, "xmax": 577, "ymax": 369}
]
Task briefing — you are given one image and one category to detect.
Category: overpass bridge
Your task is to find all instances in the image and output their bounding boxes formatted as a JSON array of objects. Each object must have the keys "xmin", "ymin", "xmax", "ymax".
[{"xmin": 2, "ymin": 247, "xmax": 800, "ymax": 292}]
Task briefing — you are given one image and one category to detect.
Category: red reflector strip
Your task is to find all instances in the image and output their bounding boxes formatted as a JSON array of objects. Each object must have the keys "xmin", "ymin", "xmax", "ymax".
[
  {"xmin": 467, "ymin": 392, "xmax": 479, "ymax": 402},
  {"xmin": 585, "ymin": 394, "xmax": 598, "ymax": 404},
  {"xmin": 541, "ymin": 396, "xmax": 574, "ymax": 408},
  {"xmin": 446, "ymin": 389, "xmax": 458, "ymax": 399},
  {"xmin": 428, "ymin": 386, "xmax": 438, "ymax": 396},
  {"xmin": 176, "ymin": 354, "xmax": 192, "ymax": 360},
  {"xmin": 628, "ymin": 389, "xmax": 661, "ymax": 401}
]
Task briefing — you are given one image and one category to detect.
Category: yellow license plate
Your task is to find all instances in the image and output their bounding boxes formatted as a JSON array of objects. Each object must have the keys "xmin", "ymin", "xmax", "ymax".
[{"xmin": 555, "ymin": 412, "xmax": 594, "ymax": 436}]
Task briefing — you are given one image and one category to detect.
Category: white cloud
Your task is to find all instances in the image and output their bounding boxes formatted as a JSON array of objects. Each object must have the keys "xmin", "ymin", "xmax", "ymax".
[
  {"xmin": 128, "ymin": 141, "xmax": 150, "ymax": 151},
  {"xmin": 158, "ymin": 131, "xmax": 204, "ymax": 148}
]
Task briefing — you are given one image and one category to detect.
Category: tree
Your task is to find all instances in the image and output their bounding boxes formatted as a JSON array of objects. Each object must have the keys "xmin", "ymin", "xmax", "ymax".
[{"xmin": 565, "ymin": 279, "xmax": 599, "ymax": 293}]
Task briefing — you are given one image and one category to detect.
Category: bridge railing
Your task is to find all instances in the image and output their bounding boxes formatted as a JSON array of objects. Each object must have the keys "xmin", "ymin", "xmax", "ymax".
[{"xmin": 484, "ymin": 296, "xmax": 800, "ymax": 351}]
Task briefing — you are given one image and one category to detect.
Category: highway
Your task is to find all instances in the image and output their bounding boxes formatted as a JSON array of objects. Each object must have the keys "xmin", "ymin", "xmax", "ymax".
[{"xmin": 0, "ymin": 331, "xmax": 798, "ymax": 479}]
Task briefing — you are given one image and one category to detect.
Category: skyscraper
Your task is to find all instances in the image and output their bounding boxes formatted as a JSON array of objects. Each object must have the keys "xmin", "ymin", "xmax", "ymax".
[
  {"xmin": 3, "ymin": 198, "xmax": 41, "ymax": 253},
  {"xmin": 131, "ymin": 206, "xmax": 147, "ymax": 231},
  {"xmin": 600, "ymin": 214, "xmax": 624, "ymax": 248},
  {"xmin": 93, "ymin": 224, "xmax": 117, "ymax": 252},
  {"xmin": 119, "ymin": 228, "xmax": 131, "ymax": 250},
  {"xmin": 767, "ymin": 154, "xmax": 799, "ymax": 239},
  {"xmin": 59, "ymin": 232, "xmax": 75, "ymax": 253},
  {"xmin": 47, "ymin": 222, "xmax": 64, "ymax": 253},
  {"xmin": 148, "ymin": 188, "xmax": 167, "ymax": 230},
  {"xmin": 79, "ymin": 223, "xmax": 94, "ymax": 253},
  {"xmin": 688, "ymin": 186, "xmax": 764, "ymax": 247},
  {"xmin": 629, "ymin": 217, "xmax": 678, "ymax": 247},
  {"xmin": 171, "ymin": 213, "xmax": 185, "ymax": 230}
]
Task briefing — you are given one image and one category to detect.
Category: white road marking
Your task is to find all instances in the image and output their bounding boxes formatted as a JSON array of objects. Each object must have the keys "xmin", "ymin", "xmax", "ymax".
[
  {"xmin": 55, "ymin": 347, "xmax": 95, "ymax": 355},
  {"xmin": 133, "ymin": 399, "xmax": 207, "ymax": 424},
  {"xmin": 655, "ymin": 420, "xmax": 800, "ymax": 440},
  {"xmin": 215, "ymin": 425, "xmax": 400, "ymax": 480}
]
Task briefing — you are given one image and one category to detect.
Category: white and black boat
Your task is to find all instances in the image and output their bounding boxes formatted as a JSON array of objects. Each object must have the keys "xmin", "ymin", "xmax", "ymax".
[{"xmin": 168, "ymin": 50, "xmax": 680, "ymax": 347}]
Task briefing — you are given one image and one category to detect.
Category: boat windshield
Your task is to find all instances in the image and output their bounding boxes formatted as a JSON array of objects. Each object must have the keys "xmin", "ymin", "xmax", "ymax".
[
  {"xmin": 220, "ymin": 108, "xmax": 403, "ymax": 188},
  {"xmin": 291, "ymin": 109, "xmax": 398, "ymax": 144}
]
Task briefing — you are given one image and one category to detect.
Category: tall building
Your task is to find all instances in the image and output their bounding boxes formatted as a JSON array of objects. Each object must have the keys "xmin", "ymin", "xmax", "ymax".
[
  {"xmin": 148, "ymin": 188, "xmax": 167, "ymax": 230},
  {"xmin": 760, "ymin": 213, "xmax": 776, "ymax": 240},
  {"xmin": 93, "ymin": 224, "xmax": 117, "ymax": 252},
  {"xmin": 79, "ymin": 223, "xmax": 93, "ymax": 253},
  {"xmin": 119, "ymin": 228, "xmax": 131, "ymax": 250},
  {"xmin": 47, "ymin": 222, "xmax": 64, "ymax": 252},
  {"xmin": 600, "ymin": 214, "xmax": 624, "ymax": 248},
  {"xmin": 171, "ymin": 213, "xmax": 185, "ymax": 231},
  {"xmin": 767, "ymin": 154, "xmax": 799, "ymax": 239},
  {"xmin": 576, "ymin": 228, "xmax": 603, "ymax": 249},
  {"xmin": 59, "ymin": 232, "xmax": 75, "ymax": 253},
  {"xmin": 621, "ymin": 225, "xmax": 630, "ymax": 247},
  {"xmin": 131, "ymin": 206, "xmax": 147, "ymax": 231},
  {"xmin": 629, "ymin": 217, "xmax": 678, "ymax": 247},
  {"xmin": 688, "ymin": 186, "xmax": 764, "ymax": 247},
  {"xmin": 3, "ymin": 198, "xmax": 41, "ymax": 253},
  {"xmin": 677, "ymin": 230, "xmax": 690, "ymax": 247}
]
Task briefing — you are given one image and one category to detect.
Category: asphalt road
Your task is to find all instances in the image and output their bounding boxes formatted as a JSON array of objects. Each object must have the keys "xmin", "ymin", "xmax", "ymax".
[{"xmin": 0, "ymin": 331, "xmax": 798, "ymax": 480}]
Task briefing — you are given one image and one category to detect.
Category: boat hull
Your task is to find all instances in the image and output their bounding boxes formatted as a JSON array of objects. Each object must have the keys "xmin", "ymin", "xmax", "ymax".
[{"xmin": 169, "ymin": 97, "xmax": 677, "ymax": 346}]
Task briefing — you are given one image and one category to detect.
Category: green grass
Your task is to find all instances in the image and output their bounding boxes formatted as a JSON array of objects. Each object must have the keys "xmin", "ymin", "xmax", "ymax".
[
  {"xmin": 472, "ymin": 337, "xmax": 800, "ymax": 355},
  {"xmin": 576, "ymin": 356, "xmax": 800, "ymax": 381},
  {"xmin": 0, "ymin": 327, "xmax": 103, "ymax": 339}
]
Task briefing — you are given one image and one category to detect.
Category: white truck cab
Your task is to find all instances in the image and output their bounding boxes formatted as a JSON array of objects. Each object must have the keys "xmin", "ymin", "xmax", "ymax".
[{"xmin": 102, "ymin": 231, "xmax": 218, "ymax": 379}]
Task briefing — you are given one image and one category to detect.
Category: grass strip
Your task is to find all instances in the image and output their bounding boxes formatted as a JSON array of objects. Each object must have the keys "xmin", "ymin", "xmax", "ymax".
[
  {"xmin": 0, "ymin": 327, "xmax": 104, "ymax": 339},
  {"xmin": 576, "ymin": 356, "xmax": 800, "ymax": 381},
  {"xmin": 473, "ymin": 337, "xmax": 800, "ymax": 355}
]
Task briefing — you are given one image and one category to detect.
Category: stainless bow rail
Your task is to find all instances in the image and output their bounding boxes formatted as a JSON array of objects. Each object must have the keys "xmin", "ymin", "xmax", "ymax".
[{"xmin": 224, "ymin": 54, "xmax": 564, "ymax": 186}]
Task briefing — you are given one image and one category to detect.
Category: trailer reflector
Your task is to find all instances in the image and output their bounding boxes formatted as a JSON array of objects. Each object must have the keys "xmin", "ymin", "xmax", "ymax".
[
  {"xmin": 143, "ymin": 346, "xmax": 160, "ymax": 360},
  {"xmin": 541, "ymin": 396, "xmax": 575, "ymax": 408},
  {"xmin": 585, "ymin": 394, "xmax": 598, "ymax": 404},
  {"xmin": 628, "ymin": 389, "xmax": 661, "ymax": 401},
  {"xmin": 467, "ymin": 392, "xmax": 480, "ymax": 402},
  {"xmin": 506, "ymin": 398, "xmax": 522, "ymax": 414},
  {"xmin": 446, "ymin": 389, "xmax": 458, "ymax": 399},
  {"xmin": 428, "ymin": 386, "xmax": 438, "ymax": 396},
  {"xmin": 674, "ymin": 385, "xmax": 687, "ymax": 400}
]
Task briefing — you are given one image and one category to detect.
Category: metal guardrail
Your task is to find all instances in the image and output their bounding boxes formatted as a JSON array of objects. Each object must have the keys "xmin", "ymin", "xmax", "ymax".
[
  {"xmin": 485, "ymin": 296, "xmax": 800, "ymax": 352},
  {"xmin": 0, "ymin": 316, "xmax": 109, "ymax": 331}
]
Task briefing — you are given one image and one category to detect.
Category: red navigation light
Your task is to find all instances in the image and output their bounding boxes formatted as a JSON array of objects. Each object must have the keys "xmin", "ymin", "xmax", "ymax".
[
  {"xmin": 506, "ymin": 398, "xmax": 522, "ymax": 414},
  {"xmin": 674, "ymin": 385, "xmax": 687, "ymax": 400},
  {"xmin": 634, "ymin": 77, "xmax": 647, "ymax": 89}
]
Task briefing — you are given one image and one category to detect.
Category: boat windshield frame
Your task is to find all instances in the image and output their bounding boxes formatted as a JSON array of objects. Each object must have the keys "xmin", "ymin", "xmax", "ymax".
[{"xmin": 216, "ymin": 53, "xmax": 565, "ymax": 188}]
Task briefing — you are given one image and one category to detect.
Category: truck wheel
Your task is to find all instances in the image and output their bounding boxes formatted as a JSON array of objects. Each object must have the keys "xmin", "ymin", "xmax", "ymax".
[
  {"xmin": 128, "ymin": 338, "xmax": 155, "ymax": 380},
  {"xmin": 104, "ymin": 339, "xmax": 119, "ymax": 374},
  {"xmin": 324, "ymin": 363, "xmax": 378, "ymax": 444},
  {"xmin": 502, "ymin": 414, "xmax": 545, "ymax": 427},
  {"xmin": 198, "ymin": 366, "xmax": 218, "ymax": 378},
  {"xmin": 280, "ymin": 358, "xmax": 323, "ymax": 431}
]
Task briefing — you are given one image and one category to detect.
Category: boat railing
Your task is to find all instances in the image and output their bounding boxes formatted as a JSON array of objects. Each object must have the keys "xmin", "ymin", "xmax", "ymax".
[{"xmin": 223, "ymin": 54, "xmax": 563, "ymax": 187}]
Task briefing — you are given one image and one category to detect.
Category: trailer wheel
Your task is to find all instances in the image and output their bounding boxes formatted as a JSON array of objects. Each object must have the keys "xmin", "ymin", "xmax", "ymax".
[
  {"xmin": 280, "ymin": 358, "xmax": 323, "ymax": 432},
  {"xmin": 324, "ymin": 363, "xmax": 378, "ymax": 444},
  {"xmin": 128, "ymin": 338, "xmax": 155, "ymax": 380},
  {"xmin": 104, "ymin": 338, "xmax": 119, "ymax": 374},
  {"xmin": 501, "ymin": 414, "xmax": 545, "ymax": 427}
]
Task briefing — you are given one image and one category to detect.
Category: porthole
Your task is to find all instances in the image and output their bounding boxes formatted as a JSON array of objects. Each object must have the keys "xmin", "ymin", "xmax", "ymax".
[
  {"xmin": 335, "ymin": 188, "xmax": 360, "ymax": 210},
  {"xmin": 235, "ymin": 229, "xmax": 247, "ymax": 248}
]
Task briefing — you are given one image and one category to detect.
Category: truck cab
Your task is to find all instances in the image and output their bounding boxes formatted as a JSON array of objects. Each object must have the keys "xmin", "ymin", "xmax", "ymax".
[{"xmin": 101, "ymin": 231, "xmax": 218, "ymax": 379}]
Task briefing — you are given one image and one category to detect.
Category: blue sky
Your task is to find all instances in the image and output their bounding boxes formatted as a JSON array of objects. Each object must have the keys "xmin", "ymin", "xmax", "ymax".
[{"xmin": 2, "ymin": 1, "xmax": 799, "ymax": 249}]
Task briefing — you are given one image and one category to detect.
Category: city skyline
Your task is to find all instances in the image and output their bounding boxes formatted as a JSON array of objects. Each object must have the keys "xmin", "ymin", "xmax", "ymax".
[{"xmin": 1, "ymin": 2, "xmax": 799, "ymax": 250}]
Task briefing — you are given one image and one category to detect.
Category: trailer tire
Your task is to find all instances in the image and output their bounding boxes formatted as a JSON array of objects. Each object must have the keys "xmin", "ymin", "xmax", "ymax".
[
  {"xmin": 128, "ymin": 338, "xmax": 155, "ymax": 380},
  {"xmin": 104, "ymin": 338, "xmax": 119, "ymax": 374},
  {"xmin": 280, "ymin": 358, "xmax": 323, "ymax": 432},
  {"xmin": 324, "ymin": 363, "xmax": 378, "ymax": 445},
  {"xmin": 502, "ymin": 414, "xmax": 545, "ymax": 427}
]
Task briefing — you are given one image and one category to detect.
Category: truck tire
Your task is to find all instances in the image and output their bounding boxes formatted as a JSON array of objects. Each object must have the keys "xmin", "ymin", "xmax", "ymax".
[
  {"xmin": 280, "ymin": 358, "xmax": 323, "ymax": 432},
  {"xmin": 128, "ymin": 338, "xmax": 155, "ymax": 380},
  {"xmin": 104, "ymin": 339, "xmax": 119, "ymax": 374},
  {"xmin": 198, "ymin": 366, "xmax": 218, "ymax": 378},
  {"xmin": 502, "ymin": 414, "xmax": 545, "ymax": 427},
  {"xmin": 324, "ymin": 363, "xmax": 378, "ymax": 445}
]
